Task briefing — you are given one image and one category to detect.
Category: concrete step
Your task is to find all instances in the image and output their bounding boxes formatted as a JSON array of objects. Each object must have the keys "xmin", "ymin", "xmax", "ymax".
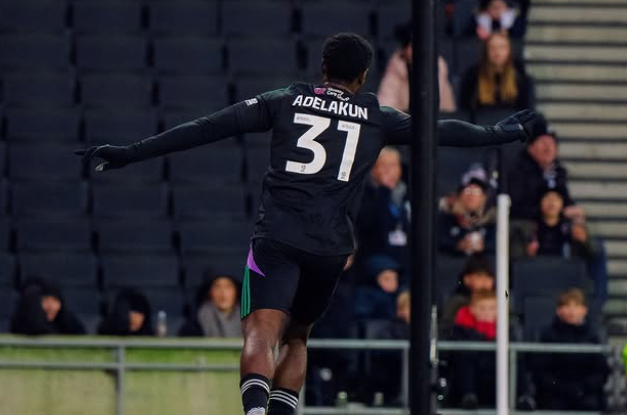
[
  {"xmin": 527, "ymin": 26, "xmax": 627, "ymax": 44},
  {"xmin": 527, "ymin": 63, "xmax": 627, "ymax": 83},
  {"xmin": 589, "ymin": 221, "xmax": 627, "ymax": 237},
  {"xmin": 536, "ymin": 83, "xmax": 627, "ymax": 101},
  {"xmin": 609, "ymin": 259, "xmax": 627, "ymax": 276},
  {"xmin": 606, "ymin": 240, "xmax": 627, "ymax": 257},
  {"xmin": 530, "ymin": 6, "xmax": 627, "ymax": 22},
  {"xmin": 603, "ymin": 299, "xmax": 627, "ymax": 316},
  {"xmin": 579, "ymin": 202, "xmax": 627, "ymax": 219},
  {"xmin": 526, "ymin": 44, "xmax": 627, "ymax": 62},
  {"xmin": 559, "ymin": 142, "xmax": 627, "ymax": 160},
  {"xmin": 563, "ymin": 161, "xmax": 627, "ymax": 179},
  {"xmin": 608, "ymin": 279, "xmax": 627, "ymax": 295},
  {"xmin": 538, "ymin": 102, "xmax": 627, "ymax": 121},
  {"xmin": 550, "ymin": 122, "xmax": 627, "ymax": 140}
]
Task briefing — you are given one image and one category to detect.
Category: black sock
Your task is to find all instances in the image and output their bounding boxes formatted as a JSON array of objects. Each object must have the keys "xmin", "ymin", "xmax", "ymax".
[
  {"xmin": 267, "ymin": 387, "xmax": 299, "ymax": 415},
  {"xmin": 240, "ymin": 373, "xmax": 270, "ymax": 415}
]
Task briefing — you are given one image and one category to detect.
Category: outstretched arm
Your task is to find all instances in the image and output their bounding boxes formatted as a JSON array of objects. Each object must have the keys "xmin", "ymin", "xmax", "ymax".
[
  {"xmin": 382, "ymin": 107, "xmax": 537, "ymax": 147},
  {"xmin": 76, "ymin": 95, "xmax": 278, "ymax": 170}
]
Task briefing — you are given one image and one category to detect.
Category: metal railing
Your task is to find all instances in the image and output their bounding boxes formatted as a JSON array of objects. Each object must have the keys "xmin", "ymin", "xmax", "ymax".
[{"xmin": 0, "ymin": 337, "xmax": 614, "ymax": 415}]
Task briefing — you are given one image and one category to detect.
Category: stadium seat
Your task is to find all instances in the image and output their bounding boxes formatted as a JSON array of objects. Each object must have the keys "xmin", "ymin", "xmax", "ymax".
[
  {"xmin": 63, "ymin": 287, "xmax": 102, "ymax": 328},
  {"xmin": 97, "ymin": 219, "xmax": 174, "ymax": 253},
  {"xmin": 0, "ymin": 289, "xmax": 15, "ymax": 331},
  {"xmin": 16, "ymin": 218, "xmax": 92, "ymax": 252},
  {"xmin": 142, "ymin": 287, "xmax": 185, "ymax": 318},
  {"xmin": 511, "ymin": 257, "xmax": 589, "ymax": 311},
  {"xmin": 92, "ymin": 183, "xmax": 170, "ymax": 219},
  {"xmin": 222, "ymin": 1, "xmax": 292, "ymax": 36},
  {"xmin": 2, "ymin": 72, "xmax": 75, "ymax": 108},
  {"xmin": 84, "ymin": 109, "xmax": 157, "ymax": 145},
  {"xmin": 80, "ymin": 74, "xmax": 153, "ymax": 108},
  {"xmin": 4, "ymin": 108, "xmax": 80, "ymax": 142},
  {"xmin": 303, "ymin": 37, "xmax": 377, "ymax": 78},
  {"xmin": 0, "ymin": 182, "xmax": 8, "ymax": 217},
  {"xmin": 0, "ymin": 253, "xmax": 15, "ymax": 287},
  {"xmin": 0, "ymin": 2, "xmax": 66, "ymax": 34},
  {"xmin": 173, "ymin": 184, "xmax": 246, "ymax": 219},
  {"xmin": 452, "ymin": 0, "xmax": 477, "ymax": 38},
  {"xmin": 183, "ymin": 253, "xmax": 246, "ymax": 287},
  {"xmin": 158, "ymin": 75, "xmax": 228, "ymax": 111},
  {"xmin": 12, "ymin": 182, "xmax": 88, "ymax": 217},
  {"xmin": 89, "ymin": 158, "xmax": 164, "ymax": 184},
  {"xmin": 178, "ymin": 219, "xmax": 253, "ymax": 254},
  {"xmin": 234, "ymin": 76, "xmax": 294, "ymax": 102},
  {"xmin": 149, "ymin": 1, "xmax": 218, "ymax": 36},
  {"xmin": 153, "ymin": 37, "xmax": 224, "ymax": 75},
  {"xmin": 522, "ymin": 296, "xmax": 554, "ymax": 341},
  {"xmin": 73, "ymin": 1, "xmax": 143, "ymax": 34},
  {"xmin": 436, "ymin": 147, "xmax": 488, "ymax": 197},
  {"xmin": 0, "ymin": 143, "xmax": 7, "ymax": 178},
  {"xmin": 377, "ymin": 4, "xmax": 410, "ymax": 40},
  {"xmin": 227, "ymin": 38, "xmax": 298, "ymax": 76},
  {"xmin": 102, "ymin": 254, "xmax": 179, "ymax": 288},
  {"xmin": 9, "ymin": 144, "xmax": 82, "ymax": 181},
  {"xmin": 19, "ymin": 253, "xmax": 97, "ymax": 287},
  {"xmin": 301, "ymin": 4, "xmax": 372, "ymax": 37},
  {"xmin": 453, "ymin": 37, "xmax": 482, "ymax": 77},
  {"xmin": 0, "ymin": 34, "xmax": 70, "ymax": 71},
  {"xmin": 169, "ymin": 140, "xmax": 242, "ymax": 183},
  {"xmin": 434, "ymin": 254, "xmax": 468, "ymax": 307},
  {"xmin": 76, "ymin": 35, "xmax": 148, "ymax": 73}
]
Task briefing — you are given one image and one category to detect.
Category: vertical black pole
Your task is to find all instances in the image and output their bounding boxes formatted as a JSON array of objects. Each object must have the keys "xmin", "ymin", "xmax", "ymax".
[{"xmin": 410, "ymin": 0, "xmax": 437, "ymax": 414}]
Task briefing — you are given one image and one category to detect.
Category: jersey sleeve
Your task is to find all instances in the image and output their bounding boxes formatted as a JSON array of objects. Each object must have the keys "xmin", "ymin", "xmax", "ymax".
[
  {"xmin": 126, "ymin": 88, "xmax": 289, "ymax": 162},
  {"xmin": 381, "ymin": 106, "xmax": 525, "ymax": 147}
]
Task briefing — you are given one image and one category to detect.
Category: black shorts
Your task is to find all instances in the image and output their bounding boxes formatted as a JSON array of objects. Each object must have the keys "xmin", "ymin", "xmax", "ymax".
[{"xmin": 241, "ymin": 238, "xmax": 348, "ymax": 325}]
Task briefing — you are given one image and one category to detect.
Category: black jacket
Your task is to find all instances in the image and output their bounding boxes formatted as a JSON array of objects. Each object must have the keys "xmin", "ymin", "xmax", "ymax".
[
  {"xmin": 98, "ymin": 288, "xmax": 154, "ymax": 336},
  {"xmin": 508, "ymin": 150, "xmax": 574, "ymax": 220}
]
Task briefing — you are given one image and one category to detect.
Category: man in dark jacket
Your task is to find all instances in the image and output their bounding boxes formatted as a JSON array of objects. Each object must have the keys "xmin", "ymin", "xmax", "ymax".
[
  {"xmin": 533, "ymin": 288, "xmax": 609, "ymax": 411},
  {"xmin": 11, "ymin": 278, "xmax": 86, "ymax": 335}
]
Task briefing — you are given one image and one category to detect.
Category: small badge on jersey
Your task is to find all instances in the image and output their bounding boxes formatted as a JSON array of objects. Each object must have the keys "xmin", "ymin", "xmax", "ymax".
[
  {"xmin": 388, "ymin": 229, "xmax": 408, "ymax": 247},
  {"xmin": 245, "ymin": 98, "xmax": 258, "ymax": 106}
]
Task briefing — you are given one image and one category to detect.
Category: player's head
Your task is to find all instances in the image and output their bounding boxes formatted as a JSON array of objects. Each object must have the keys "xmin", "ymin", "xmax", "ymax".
[{"xmin": 321, "ymin": 33, "xmax": 373, "ymax": 91}]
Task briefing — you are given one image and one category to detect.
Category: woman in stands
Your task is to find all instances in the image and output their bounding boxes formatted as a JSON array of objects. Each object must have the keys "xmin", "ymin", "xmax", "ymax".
[{"xmin": 460, "ymin": 33, "xmax": 533, "ymax": 113}]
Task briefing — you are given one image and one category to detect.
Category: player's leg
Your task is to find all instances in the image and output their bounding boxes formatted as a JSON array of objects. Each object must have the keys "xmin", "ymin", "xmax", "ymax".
[
  {"xmin": 268, "ymin": 253, "xmax": 348, "ymax": 415},
  {"xmin": 239, "ymin": 239, "xmax": 301, "ymax": 415}
]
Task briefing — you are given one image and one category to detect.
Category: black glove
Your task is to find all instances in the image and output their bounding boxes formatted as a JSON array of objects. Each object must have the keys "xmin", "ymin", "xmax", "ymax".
[
  {"xmin": 495, "ymin": 109, "xmax": 537, "ymax": 143},
  {"xmin": 74, "ymin": 145, "xmax": 133, "ymax": 171}
]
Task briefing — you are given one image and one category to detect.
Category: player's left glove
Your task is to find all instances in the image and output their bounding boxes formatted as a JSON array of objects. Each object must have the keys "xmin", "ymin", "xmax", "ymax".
[
  {"xmin": 74, "ymin": 145, "xmax": 133, "ymax": 171},
  {"xmin": 495, "ymin": 109, "xmax": 537, "ymax": 143}
]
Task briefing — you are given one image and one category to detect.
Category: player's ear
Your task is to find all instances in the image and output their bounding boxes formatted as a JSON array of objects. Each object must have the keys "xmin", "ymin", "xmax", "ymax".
[{"xmin": 358, "ymin": 69, "xmax": 369, "ymax": 85}]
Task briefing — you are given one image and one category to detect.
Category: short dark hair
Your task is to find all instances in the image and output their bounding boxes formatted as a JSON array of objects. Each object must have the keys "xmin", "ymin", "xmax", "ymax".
[{"xmin": 322, "ymin": 33, "xmax": 373, "ymax": 84}]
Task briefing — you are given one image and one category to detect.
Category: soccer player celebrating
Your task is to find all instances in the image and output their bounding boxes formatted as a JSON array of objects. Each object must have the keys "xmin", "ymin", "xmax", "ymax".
[{"xmin": 78, "ymin": 33, "xmax": 536, "ymax": 415}]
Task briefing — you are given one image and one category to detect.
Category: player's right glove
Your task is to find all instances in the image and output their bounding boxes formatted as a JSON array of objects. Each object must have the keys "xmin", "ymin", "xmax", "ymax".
[
  {"xmin": 74, "ymin": 145, "xmax": 133, "ymax": 172},
  {"xmin": 495, "ymin": 109, "xmax": 537, "ymax": 143}
]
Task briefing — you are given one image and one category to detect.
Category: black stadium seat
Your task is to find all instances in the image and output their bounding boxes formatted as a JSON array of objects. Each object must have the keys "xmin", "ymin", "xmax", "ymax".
[
  {"xmin": 436, "ymin": 147, "xmax": 488, "ymax": 196},
  {"xmin": 85, "ymin": 109, "xmax": 158, "ymax": 145},
  {"xmin": 183, "ymin": 253, "xmax": 246, "ymax": 287},
  {"xmin": 522, "ymin": 296, "xmax": 554, "ymax": 340},
  {"xmin": 92, "ymin": 183, "xmax": 170, "ymax": 219},
  {"xmin": 12, "ymin": 182, "xmax": 88, "ymax": 217},
  {"xmin": 76, "ymin": 35, "xmax": 148, "ymax": 73},
  {"xmin": 149, "ymin": 1, "xmax": 218, "ymax": 36},
  {"xmin": 9, "ymin": 144, "xmax": 83, "ymax": 181},
  {"xmin": 158, "ymin": 75, "xmax": 229, "ymax": 111},
  {"xmin": 17, "ymin": 218, "xmax": 92, "ymax": 252},
  {"xmin": 89, "ymin": 158, "xmax": 164, "ymax": 184},
  {"xmin": 178, "ymin": 220, "xmax": 253, "ymax": 254},
  {"xmin": 73, "ymin": 1, "xmax": 143, "ymax": 34},
  {"xmin": 0, "ymin": 2, "xmax": 66, "ymax": 34},
  {"xmin": 5, "ymin": 108, "xmax": 80, "ymax": 142},
  {"xmin": 173, "ymin": 184, "xmax": 246, "ymax": 219},
  {"xmin": 0, "ymin": 34, "xmax": 70, "ymax": 71},
  {"xmin": 222, "ymin": 1, "xmax": 292, "ymax": 36},
  {"xmin": 102, "ymin": 254, "xmax": 179, "ymax": 288},
  {"xmin": 80, "ymin": 74, "xmax": 153, "ymax": 108},
  {"xmin": 228, "ymin": 39, "xmax": 298, "ymax": 76},
  {"xmin": 234, "ymin": 76, "xmax": 294, "ymax": 102},
  {"xmin": 2, "ymin": 72, "xmax": 75, "ymax": 108},
  {"xmin": 169, "ymin": 140, "xmax": 242, "ymax": 183},
  {"xmin": 97, "ymin": 219, "xmax": 173, "ymax": 253},
  {"xmin": 19, "ymin": 253, "xmax": 98, "ymax": 287},
  {"xmin": 301, "ymin": 4, "xmax": 372, "ymax": 37},
  {"xmin": 377, "ymin": 4, "xmax": 411, "ymax": 40},
  {"xmin": 0, "ymin": 253, "xmax": 15, "ymax": 287},
  {"xmin": 435, "ymin": 254, "xmax": 468, "ymax": 307},
  {"xmin": 154, "ymin": 37, "xmax": 224, "ymax": 75}
]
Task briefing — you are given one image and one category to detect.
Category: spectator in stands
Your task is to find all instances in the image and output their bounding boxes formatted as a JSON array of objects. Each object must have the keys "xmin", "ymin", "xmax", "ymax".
[
  {"xmin": 377, "ymin": 22, "xmax": 457, "ymax": 113},
  {"xmin": 460, "ymin": 33, "xmax": 533, "ymax": 113},
  {"xmin": 179, "ymin": 274, "xmax": 241, "ymax": 338},
  {"xmin": 10, "ymin": 278, "xmax": 86, "ymax": 335},
  {"xmin": 533, "ymin": 288, "xmax": 609, "ymax": 411},
  {"xmin": 441, "ymin": 255, "xmax": 495, "ymax": 331},
  {"xmin": 354, "ymin": 255, "xmax": 402, "ymax": 321},
  {"xmin": 508, "ymin": 115, "xmax": 584, "ymax": 221},
  {"xmin": 98, "ymin": 288, "xmax": 154, "ymax": 336},
  {"xmin": 475, "ymin": 0, "xmax": 526, "ymax": 40},
  {"xmin": 450, "ymin": 289, "xmax": 498, "ymax": 409},
  {"xmin": 356, "ymin": 146, "xmax": 410, "ymax": 281},
  {"xmin": 438, "ymin": 174, "xmax": 495, "ymax": 257}
]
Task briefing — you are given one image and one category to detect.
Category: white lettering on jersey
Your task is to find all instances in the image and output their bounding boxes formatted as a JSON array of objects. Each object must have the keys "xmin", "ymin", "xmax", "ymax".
[
  {"xmin": 245, "ymin": 98, "xmax": 258, "ymax": 106},
  {"xmin": 291, "ymin": 95, "xmax": 368, "ymax": 120}
]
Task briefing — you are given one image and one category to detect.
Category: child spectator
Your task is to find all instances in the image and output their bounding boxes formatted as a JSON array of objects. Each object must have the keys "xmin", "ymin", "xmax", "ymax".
[
  {"xmin": 10, "ymin": 278, "xmax": 86, "ymax": 335},
  {"xmin": 441, "ymin": 255, "xmax": 495, "ymax": 331},
  {"xmin": 98, "ymin": 288, "xmax": 154, "ymax": 336},
  {"xmin": 475, "ymin": 0, "xmax": 525, "ymax": 40},
  {"xmin": 460, "ymin": 33, "xmax": 533, "ymax": 112},
  {"xmin": 533, "ymin": 288, "xmax": 609, "ymax": 411},
  {"xmin": 438, "ymin": 175, "xmax": 495, "ymax": 257},
  {"xmin": 377, "ymin": 22, "xmax": 456, "ymax": 113},
  {"xmin": 179, "ymin": 274, "xmax": 241, "ymax": 338},
  {"xmin": 450, "ymin": 290, "xmax": 498, "ymax": 409},
  {"xmin": 354, "ymin": 255, "xmax": 401, "ymax": 321}
]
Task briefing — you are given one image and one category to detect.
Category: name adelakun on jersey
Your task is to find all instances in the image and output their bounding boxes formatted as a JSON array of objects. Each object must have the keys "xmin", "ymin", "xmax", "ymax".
[{"xmin": 290, "ymin": 87, "xmax": 369, "ymax": 121}]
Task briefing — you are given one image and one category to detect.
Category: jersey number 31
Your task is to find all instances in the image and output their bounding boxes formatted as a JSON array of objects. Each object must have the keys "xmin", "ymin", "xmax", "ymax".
[{"xmin": 285, "ymin": 113, "xmax": 360, "ymax": 182}]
